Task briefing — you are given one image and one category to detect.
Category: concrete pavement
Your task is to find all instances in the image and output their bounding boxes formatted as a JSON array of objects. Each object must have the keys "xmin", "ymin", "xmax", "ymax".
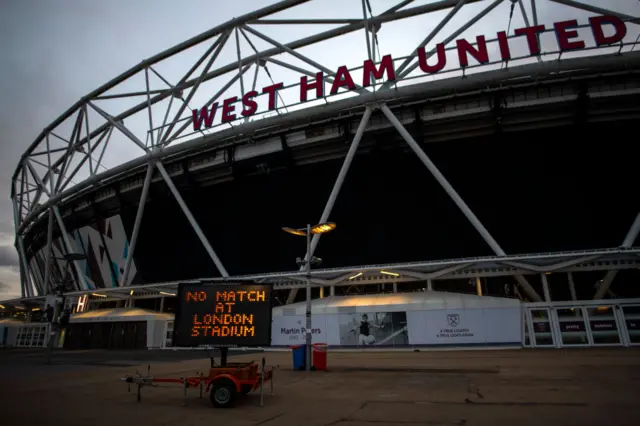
[{"xmin": 1, "ymin": 348, "xmax": 639, "ymax": 426}]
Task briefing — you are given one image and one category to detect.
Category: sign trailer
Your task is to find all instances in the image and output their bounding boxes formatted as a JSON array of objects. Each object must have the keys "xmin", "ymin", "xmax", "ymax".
[{"xmin": 120, "ymin": 282, "xmax": 274, "ymax": 409}]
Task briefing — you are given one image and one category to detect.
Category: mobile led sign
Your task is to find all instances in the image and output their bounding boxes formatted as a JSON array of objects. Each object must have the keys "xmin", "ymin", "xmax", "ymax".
[{"xmin": 172, "ymin": 283, "xmax": 273, "ymax": 348}]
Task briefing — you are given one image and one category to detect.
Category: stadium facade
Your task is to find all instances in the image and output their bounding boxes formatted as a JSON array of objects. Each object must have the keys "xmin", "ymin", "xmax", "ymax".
[{"xmin": 2, "ymin": 0, "xmax": 640, "ymax": 350}]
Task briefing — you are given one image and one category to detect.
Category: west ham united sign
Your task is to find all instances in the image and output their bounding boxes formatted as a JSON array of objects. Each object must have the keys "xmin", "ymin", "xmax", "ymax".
[
  {"xmin": 192, "ymin": 15, "xmax": 627, "ymax": 130},
  {"xmin": 172, "ymin": 283, "xmax": 273, "ymax": 348}
]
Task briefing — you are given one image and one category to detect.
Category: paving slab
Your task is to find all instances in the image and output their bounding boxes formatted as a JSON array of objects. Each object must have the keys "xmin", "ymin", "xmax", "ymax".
[{"xmin": 1, "ymin": 348, "xmax": 639, "ymax": 426}]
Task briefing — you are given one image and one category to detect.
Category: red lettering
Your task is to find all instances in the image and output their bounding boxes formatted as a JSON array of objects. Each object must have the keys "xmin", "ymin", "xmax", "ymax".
[
  {"xmin": 514, "ymin": 25, "xmax": 546, "ymax": 56},
  {"xmin": 191, "ymin": 104, "xmax": 218, "ymax": 131},
  {"xmin": 496, "ymin": 31, "xmax": 511, "ymax": 60},
  {"xmin": 554, "ymin": 20, "xmax": 585, "ymax": 50},
  {"xmin": 186, "ymin": 291, "xmax": 207, "ymax": 302},
  {"xmin": 589, "ymin": 15, "xmax": 627, "ymax": 46},
  {"xmin": 362, "ymin": 54, "xmax": 396, "ymax": 87},
  {"xmin": 456, "ymin": 36, "xmax": 489, "ymax": 67},
  {"xmin": 262, "ymin": 83, "xmax": 283, "ymax": 110},
  {"xmin": 221, "ymin": 96, "xmax": 237, "ymax": 122},
  {"xmin": 330, "ymin": 66, "xmax": 356, "ymax": 95},
  {"xmin": 418, "ymin": 44, "xmax": 446, "ymax": 74},
  {"xmin": 300, "ymin": 72, "xmax": 324, "ymax": 102},
  {"xmin": 193, "ymin": 314, "xmax": 202, "ymax": 325},
  {"xmin": 241, "ymin": 90, "xmax": 258, "ymax": 117}
]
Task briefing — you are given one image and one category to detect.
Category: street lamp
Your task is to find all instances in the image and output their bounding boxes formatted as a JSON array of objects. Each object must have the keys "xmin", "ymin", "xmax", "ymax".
[
  {"xmin": 282, "ymin": 222, "xmax": 336, "ymax": 371},
  {"xmin": 45, "ymin": 252, "xmax": 86, "ymax": 364}
]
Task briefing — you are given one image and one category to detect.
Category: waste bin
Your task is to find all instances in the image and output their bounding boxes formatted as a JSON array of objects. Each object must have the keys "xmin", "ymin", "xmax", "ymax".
[
  {"xmin": 312, "ymin": 343, "xmax": 328, "ymax": 371},
  {"xmin": 291, "ymin": 345, "xmax": 306, "ymax": 370}
]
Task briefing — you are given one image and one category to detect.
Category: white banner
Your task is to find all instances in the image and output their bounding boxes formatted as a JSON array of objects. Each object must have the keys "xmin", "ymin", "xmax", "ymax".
[
  {"xmin": 271, "ymin": 307, "xmax": 521, "ymax": 347},
  {"xmin": 408, "ymin": 308, "xmax": 521, "ymax": 345},
  {"xmin": 271, "ymin": 315, "xmax": 333, "ymax": 346}
]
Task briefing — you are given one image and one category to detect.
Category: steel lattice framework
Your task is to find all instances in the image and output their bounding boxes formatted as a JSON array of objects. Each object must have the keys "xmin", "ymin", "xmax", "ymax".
[{"xmin": 9, "ymin": 0, "xmax": 640, "ymax": 303}]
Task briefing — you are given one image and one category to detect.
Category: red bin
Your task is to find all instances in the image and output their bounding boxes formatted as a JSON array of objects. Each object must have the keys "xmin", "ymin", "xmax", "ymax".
[{"xmin": 312, "ymin": 343, "xmax": 328, "ymax": 371}]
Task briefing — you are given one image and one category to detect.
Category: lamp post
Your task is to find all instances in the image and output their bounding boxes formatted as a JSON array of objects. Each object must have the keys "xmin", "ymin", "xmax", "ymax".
[
  {"xmin": 282, "ymin": 222, "xmax": 336, "ymax": 371},
  {"xmin": 45, "ymin": 253, "xmax": 86, "ymax": 365}
]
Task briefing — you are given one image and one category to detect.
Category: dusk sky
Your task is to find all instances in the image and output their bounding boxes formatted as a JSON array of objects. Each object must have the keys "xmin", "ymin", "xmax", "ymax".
[{"xmin": 0, "ymin": 0, "xmax": 638, "ymax": 300}]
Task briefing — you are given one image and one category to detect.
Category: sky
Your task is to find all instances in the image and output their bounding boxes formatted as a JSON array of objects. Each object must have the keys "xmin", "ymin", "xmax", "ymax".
[{"xmin": 0, "ymin": 0, "xmax": 638, "ymax": 301}]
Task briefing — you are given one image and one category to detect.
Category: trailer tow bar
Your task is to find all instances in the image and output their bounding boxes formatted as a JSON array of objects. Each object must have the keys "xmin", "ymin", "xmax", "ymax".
[{"xmin": 121, "ymin": 364, "xmax": 156, "ymax": 402}]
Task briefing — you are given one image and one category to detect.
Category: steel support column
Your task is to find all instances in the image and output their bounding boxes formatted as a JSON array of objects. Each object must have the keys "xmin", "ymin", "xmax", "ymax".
[
  {"xmin": 380, "ymin": 103, "xmax": 542, "ymax": 302},
  {"xmin": 43, "ymin": 208, "xmax": 55, "ymax": 294},
  {"xmin": 53, "ymin": 206, "xmax": 87, "ymax": 291},
  {"xmin": 12, "ymin": 197, "xmax": 28, "ymax": 298},
  {"xmin": 540, "ymin": 273, "xmax": 552, "ymax": 302},
  {"xmin": 427, "ymin": 279, "xmax": 433, "ymax": 291},
  {"xmin": 593, "ymin": 212, "xmax": 640, "ymax": 300},
  {"xmin": 286, "ymin": 107, "xmax": 373, "ymax": 304},
  {"xmin": 568, "ymin": 272, "xmax": 577, "ymax": 301},
  {"xmin": 120, "ymin": 162, "xmax": 155, "ymax": 287},
  {"xmin": 16, "ymin": 237, "xmax": 32, "ymax": 297},
  {"xmin": 476, "ymin": 277, "xmax": 483, "ymax": 296},
  {"xmin": 156, "ymin": 161, "xmax": 229, "ymax": 277},
  {"xmin": 304, "ymin": 223, "xmax": 312, "ymax": 372}
]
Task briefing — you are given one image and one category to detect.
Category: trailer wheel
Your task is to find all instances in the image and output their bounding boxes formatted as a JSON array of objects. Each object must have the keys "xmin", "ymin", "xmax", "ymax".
[{"xmin": 210, "ymin": 380, "xmax": 236, "ymax": 408}]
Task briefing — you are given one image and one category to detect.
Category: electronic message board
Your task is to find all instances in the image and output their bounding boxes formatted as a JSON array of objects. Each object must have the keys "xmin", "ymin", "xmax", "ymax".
[{"xmin": 172, "ymin": 283, "xmax": 273, "ymax": 348}]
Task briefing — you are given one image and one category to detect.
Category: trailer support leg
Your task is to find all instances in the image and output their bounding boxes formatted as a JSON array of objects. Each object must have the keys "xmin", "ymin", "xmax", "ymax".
[
  {"xmin": 182, "ymin": 378, "xmax": 188, "ymax": 406},
  {"xmin": 220, "ymin": 347, "xmax": 228, "ymax": 367}
]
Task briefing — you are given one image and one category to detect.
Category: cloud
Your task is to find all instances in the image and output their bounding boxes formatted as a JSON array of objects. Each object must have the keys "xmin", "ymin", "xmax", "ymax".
[
  {"xmin": 0, "ymin": 245, "xmax": 18, "ymax": 267},
  {"xmin": 0, "ymin": 264, "xmax": 21, "ymax": 298}
]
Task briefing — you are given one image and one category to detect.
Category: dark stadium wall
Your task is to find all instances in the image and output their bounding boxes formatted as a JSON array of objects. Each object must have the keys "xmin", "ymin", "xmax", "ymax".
[
  {"xmin": 26, "ymin": 120, "xmax": 639, "ymax": 297},
  {"xmin": 122, "ymin": 121, "xmax": 638, "ymax": 294}
]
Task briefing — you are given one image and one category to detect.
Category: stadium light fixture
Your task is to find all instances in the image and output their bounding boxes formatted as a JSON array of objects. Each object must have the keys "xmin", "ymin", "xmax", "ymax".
[
  {"xmin": 380, "ymin": 270, "xmax": 400, "ymax": 277},
  {"xmin": 349, "ymin": 272, "xmax": 363, "ymax": 280},
  {"xmin": 282, "ymin": 222, "xmax": 337, "ymax": 371},
  {"xmin": 282, "ymin": 227, "xmax": 307, "ymax": 237},
  {"xmin": 311, "ymin": 222, "xmax": 336, "ymax": 234},
  {"xmin": 282, "ymin": 222, "xmax": 336, "ymax": 236}
]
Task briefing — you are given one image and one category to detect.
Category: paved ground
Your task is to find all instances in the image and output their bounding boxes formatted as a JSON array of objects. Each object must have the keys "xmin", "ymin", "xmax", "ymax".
[{"xmin": 1, "ymin": 348, "xmax": 639, "ymax": 426}]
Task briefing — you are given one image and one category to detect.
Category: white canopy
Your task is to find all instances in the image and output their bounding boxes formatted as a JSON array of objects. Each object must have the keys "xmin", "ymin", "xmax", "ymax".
[
  {"xmin": 70, "ymin": 307, "xmax": 174, "ymax": 323},
  {"xmin": 273, "ymin": 291, "xmax": 520, "ymax": 316}
]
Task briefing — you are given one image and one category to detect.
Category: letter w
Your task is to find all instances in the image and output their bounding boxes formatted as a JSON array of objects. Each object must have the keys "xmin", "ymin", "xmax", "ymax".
[{"xmin": 192, "ymin": 103, "xmax": 218, "ymax": 131}]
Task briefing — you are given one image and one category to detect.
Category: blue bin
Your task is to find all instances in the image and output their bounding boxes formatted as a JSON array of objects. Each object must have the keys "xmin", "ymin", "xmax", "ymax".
[{"xmin": 291, "ymin": 345, "xmax": 306, "ymax": 370}]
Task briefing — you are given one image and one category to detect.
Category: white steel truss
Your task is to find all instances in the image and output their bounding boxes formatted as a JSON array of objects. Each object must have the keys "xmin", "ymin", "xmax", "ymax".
[
  {"xmin": 1, "ymin": 247, "xmax": 638, "ymax": 309},
  {"xmin": 9, "ymin": 0, "xmax": 640, "ymax": 299}
]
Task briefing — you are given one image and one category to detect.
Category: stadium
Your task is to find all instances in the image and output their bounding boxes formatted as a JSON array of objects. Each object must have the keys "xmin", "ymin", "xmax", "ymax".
[{"xmin": 2, "ymin": 0, "xmax": 640, "ymax": 351}]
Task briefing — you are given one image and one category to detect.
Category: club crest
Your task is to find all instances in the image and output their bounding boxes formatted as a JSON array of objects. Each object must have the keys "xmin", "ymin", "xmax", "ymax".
[{"xmin": 447, "ymin": 314, "xmax": 460, "ymax": 327}]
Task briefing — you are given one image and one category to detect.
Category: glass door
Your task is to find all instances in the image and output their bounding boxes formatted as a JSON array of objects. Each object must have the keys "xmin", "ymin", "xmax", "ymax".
[
  {"xmin": 621, "ymin": 304, "xmax": 640, "ymax": 346},
  {"xmin": 527, "ymin": 308, "xmax": 555, "ymax": 347},
  {"xmin": 583, "ymin": 305, "xmax": 623, "ymax": 346},
  {"xmin": 554, "ymin": 307, "xmax": 589, "ymax": 347},
  {"xmin": 523, "ymin": 308, "xmax": 532, "ymax": 347}
]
